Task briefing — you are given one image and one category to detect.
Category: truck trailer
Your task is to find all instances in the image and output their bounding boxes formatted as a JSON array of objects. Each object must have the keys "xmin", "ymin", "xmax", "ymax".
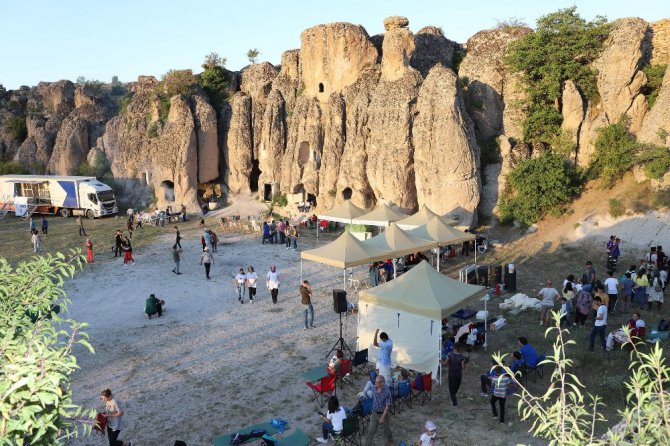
[{"xmin": 0, "ymin": 175, "xmax": 118, "ymax": 219}]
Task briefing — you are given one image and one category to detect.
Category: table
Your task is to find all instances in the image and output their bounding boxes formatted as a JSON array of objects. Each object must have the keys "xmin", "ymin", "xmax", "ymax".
[{"xmin": 302, "ymin": 365, "xmax": 329, "ymax": 383}]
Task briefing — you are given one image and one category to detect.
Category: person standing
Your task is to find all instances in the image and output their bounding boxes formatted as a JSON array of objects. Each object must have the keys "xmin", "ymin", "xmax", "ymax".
[
  {"xmin": 585, "ymin": 261, "xmax": 597, "ymax": 289},
  {"xmin": 301, "ymin": 280, "xmax": 314, "ymax": 329},
  {"xmin": 262, "ymin": 222, "xmax": 270, "ymax": 245},
  {"xmin": 113, "ymin": 230, "xmax": 122, "ymax": 257},
  {"xmin": 126, "ymin": 217, "xmax": 134, "ymax": 240},
  {"xmin": 363, "ymin": 375, "xmax": 393, "ymax": 446},
  {"xmin": 121, "ymin": 237, "xmax": 134, "ymax": 266},
  {"xmin": 203, "ymin": 228, "xmax": 212, "ymax": 252},
  {"xmin": 369, "ymin": 262, "xmax": 380, "ymax": 287},
  {"xmin": 373, "ymin": 329, "xmax": 394, "ymax": 384},
  {"xmin": 76, "ymin": 215, "xmax": 87, "ymax": 236},
  {"xmin": 589, "ymin": 296, "xmax": 608, "ymax": 352},
  {"xmin": 31, "ymin": 230, "xmax": 41, "ymax": 253},
  {"xmin": 278, "ymin": 220, "xmax": 285, "ymax": 246},
  {"xmin": 610, "ymin": 238, "xmax": 621, "ymax": 272},
  {"xmin": 290, "ymin": 225, "xmax": 299, "ymax": 250},
  {"xmin": 633, "ymin": 268, "xmax": 649, "ymax": 310},
  {"xmin": 537, "ymin": 280, "xmax": 559, "ymax": 326},
  {"xmin": 41, "ymin": 216, "xmax": 48, "ymax": 235},
  {"xmin": 29, "ymin": 217, "xmax": 36, "ymax": 233},
  {"xmin": 181, "ymin": 204, "xmax": 187, "ymax": 222},
  {"xmin": 234, "ymin": 268, "xmax": 247, "ymax": 303},
  {"xmin": 574, "ymin": 283, "xmax": 593, "ymax": 326},
  {"xmin": 603, "ymin": 270, "xmax": 620, "ymax": 313},
  {"xmin": 172, "ymin": 244, "xmax": 182, "ymax": 274},
  {"xmin": 200, "ymin": 247, "xmax": 214, "ymax": 280},
  {"xmin": 445, "ymin": 343, "xmax": 467, "ymax": 407},
  {"xmin": 490, "ymin": 366, "xmax": 513, "ymax": 423},
  {"xmin": 285, "ymin": 223, "xmax": 292, "ymax": 249},
  {"xmin": 246, "ymin": 266, "xmax": 257, "ymax": 303},
  {"xmin": 210, "ymin": 230, "xmax": 218, "ymax": 252},
  {"xmin": 85, "ymin": 238, "xmax": 94, "ymax": 263},
  {"xmin": 606, "ymin": 235, "xmax": 616, "ymax": 270},
  {"xmin": 100, "ymin": 388, "xmax": 131, "ymax": 446},
  {"xmin": 266, "ymin": 265, "xmax": 280, "ymax": 303},
  {"xmin": 174, "ymin": 226, "xmax": 182, "ymax": 249}
]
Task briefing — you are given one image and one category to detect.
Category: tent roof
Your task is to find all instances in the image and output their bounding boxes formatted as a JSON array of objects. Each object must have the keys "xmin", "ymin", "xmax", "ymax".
[
  {"xmin": 396, "ymin": 204, "xmax": 458, "ymax": 229},
  {"xmin": 351, "ymin": 203, "xmax": 408, "ymax": 227},
  {"xmin": 359, "ymin": 261, "xmax": 488, "ymax": 319},
  {"xmin": 363, "ymin": 223, "xmax": 436, "ymax": 257},
  {"xmin": 300, "ymin": 231, "xmax": 392, "ymax": 268},
  {"xmin": 317, "ymin": 200, "xmax": 367, "ymax": 223},
  {"xmin": 407, "ymin": 215, "xmax": 474, "ymax": 245}
]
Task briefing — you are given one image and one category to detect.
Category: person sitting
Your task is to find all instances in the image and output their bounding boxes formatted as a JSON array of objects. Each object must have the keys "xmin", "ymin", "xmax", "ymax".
[
  {"xmin": 510, "ymin": 351, "xmax": 525, "ymax": 377},
  {"xmin": 327, "ymin": 349, "xmax": 344, "ymax": 375},
  {"xmin": 316, "ymin": 395, "xmax": 346, "ymax": 444},
  {"xmin": 145, "ymin": 294, "xmax": 165, "ymax": 319},
  {"xmin": 606, "ymin": 312, "xmax": 646, "ymax": 350},
  {"xmin": 393, "ymin": 368, "xmax": 411, "ymax": 392},
  {"xmin": 441, "ymin": 336, "xmax": 455, "ymax": 363},
  {"xmin": 517, "ymin": 337, "xmax": 539, "ymax": 368}
]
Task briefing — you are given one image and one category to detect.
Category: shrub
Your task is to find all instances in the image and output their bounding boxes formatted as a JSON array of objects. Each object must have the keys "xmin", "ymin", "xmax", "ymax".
[
  {"xmin": 608, "ymin": 198, "xmax": 625, "ymax": 217},
  {"xmin": 499, "ymin": 152, "xmax": 582, "ymax": 224},
  {"xmin": 0, "ymin": 161, "xmax": 29, "ymax": 175},
  {"xmin": 589, "ymin": 116, "xmax": 638, "ymax": 187},
  {"xmin": 117, "ymin": 93, "xmax": 133, "ymax": 114},
  {"xmin": 72, "ymin": 162, "xmax": 95, "ymax": 176},
  {"xmin": 641, "ymin": 64, "xmax": 667, "ymax": 108},
  {"xmin": 147, "ymin": 122, "xmax": 159, "ymax": 138},
  {"xmin": 5, "ymin": 115, "xmax": 27, "ymax": 143},
  {"xmin": 160, "ymin": 69, "xmax": 197, "ymax": 98},
  {"xmin": 506, "ymin": 7, "xmax": 611, "ymax": 147},
  {"xmin": 641, "ymin": 149, "xmax": 670, "ymax": 179},
  {"xmin": 271, "ymin": 193, "xmax": 288, "ymax": 208},
  {"xmin": 199, "ymin": 65, "xmax": 229, "ymax": 110}
]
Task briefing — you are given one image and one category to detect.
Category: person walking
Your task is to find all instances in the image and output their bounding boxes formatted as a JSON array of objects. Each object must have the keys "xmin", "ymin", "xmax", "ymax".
[
  {"xmin": 285, "ymin": 223, "xmax": 292, "ymax": 249},
  {"xmin": 301, "ymin": 280, "xmax": 314, "ymax": 329},
  {"xmin": 210, "ymin": 230, "xmax": 218, "ymax": 252},
  {"xmin": 246, "ymin": 266, "xmax": 257, "ymax": 303},
  {"xmin": 603, "ymin": 270, "xmax": 620, "ymax": 313},
  {"xmin": 100, "ymin": 388, "xmax": 131, "ymax": 446},
  {"xmin": 445, "ymin": 343, "xmax": 467, "ymax": 407},
  {"xmin": 85, "ymin": 238, "xmax": 94, "ymax": 263},
  {"xmin": 76, "ymin": 215, "xmax": 87, "ymax": 236},
  {"xmin": 490, "ymin": 366, "xmax": 514, "ymax": 424},
  {"xmin": 174, "ymin": 226, "xmax": 182, "ymax": 249},
  {"xmin": 126, "ymin": 217, "xmax": 134, "ymax": 240},
  {"xmin": 290, "ymin": 225, "xmax": 299, "ymax": 250},
  {"xmin": 363, "ymin": 375, "xmax": 393, "ymax": 446},
  {"xmin": 180, "ymin": 204, "xmax": 187, "ymax": 222},
  {"xmin": 203, "ymin": 228, "xmax": 212, "ymax": 252},
  {"xmin": 41, "ymin": 216, "xmax": 48, "ymax": 235},
  {"xmin": 589, "ymin": 296, "xmax": 608, "ymax": 352},
  {"xmin": 373, "ymin": 329, "xmax": 393, "ymax": 384},
  {"xmin": 266, "ymin": 264, "xmax": 280, "ymax": 303},
  {"xmin": 172, "ymin": 244, "xmax": 182, "ymax": 274},
  {"xmin": 31, "ymin": 230, "xmax": 41, "ymax": 253},
  {"xmin": 121, "ymin": 236, "xmax": 134, "ymax": 265},
  {"xmin": 537, "ymin": 280, "xmax": 559, "ymax": 326},
  {"xmin": 113, "ymin": 229, "xmax": 123, "ymax": 257},
  {"xmin": 200, "ymin": 247, "xmax": 214, "ymax": 280},
  {"xmin": 234, "ymin": 268, "xmax": 247, "ymax": 303}
]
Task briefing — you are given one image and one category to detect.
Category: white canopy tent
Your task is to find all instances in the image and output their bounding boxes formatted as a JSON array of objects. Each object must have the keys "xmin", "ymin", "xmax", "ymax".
[
  {"xmin": 407, "ymin": 215, "xmax": 476, "ymax": 269},
  {"xmin": 358, "ymin": 261, "xmax": 487, "ymax": 383},
  {"xmin": 351, "ymin": 203, "xmax": 408, "ymax": 227},
  {"xmin": 316, "ymin": 200, "xmax": 367, "ymax": 224},
  {"xmin": 363, "ymin": 223, "xmax": 436, "ymax": 277},
  {"xmin": 396, "ymin": 204, "xmax": 458, "ymax": 230}
]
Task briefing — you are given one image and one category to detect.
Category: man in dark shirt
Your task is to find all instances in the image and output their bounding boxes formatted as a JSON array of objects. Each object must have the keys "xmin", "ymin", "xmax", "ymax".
[
  {"xmin": 363, "ymin": 375, "xmax": 393, "ymax": 446},
  {"xmin": 446, "ymin": 344, "xmax": 467, "ymax": 407}
]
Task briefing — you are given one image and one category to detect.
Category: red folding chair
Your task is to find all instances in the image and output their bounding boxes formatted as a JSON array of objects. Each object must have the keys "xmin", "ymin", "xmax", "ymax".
[
  {"xmin": 410, "ymin": 372, "xmax": 432, "ymax": 405},
  {"xmin": 306, "ymin": 374, "xmax": 336, "ymax": 407},
  {"xmin": 335, "ymin": 359, "xmax": 352, "ymax": 389}
]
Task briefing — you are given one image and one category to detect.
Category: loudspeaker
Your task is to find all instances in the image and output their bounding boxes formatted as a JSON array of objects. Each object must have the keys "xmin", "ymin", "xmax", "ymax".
[
  {"xmin": 333, "ymin": 289, "xmax": 347, "ymax": 313},
  {"xmin": 477, "ymin": 265, "xmax": 489, "ymax": 287},
  {"xmin": 504, "ymin": 264, "xmax": 517, "ymax": 292},
  {"xmin": 492, "ymin": 265, "xmax": 503, "ymax": 285}
]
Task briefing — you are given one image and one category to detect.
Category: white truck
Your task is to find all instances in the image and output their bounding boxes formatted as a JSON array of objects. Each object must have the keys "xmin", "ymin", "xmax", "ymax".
[{"xmin": 0, "ymin": 175, "xmax": 118, "ymax": 219}]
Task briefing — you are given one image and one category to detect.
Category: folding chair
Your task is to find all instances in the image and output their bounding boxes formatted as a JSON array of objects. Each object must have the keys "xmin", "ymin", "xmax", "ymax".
[
  {"xmin": 410, "ymin": 372, "xmax": 432, "ymax": 406},
  {"xmin": 351, "ymin": 349, "xmax": 369, "ymax": 376},
  {"xmin": 356, "ymin": 398, "xmax": 373, "ymax": 434},
  {"xmin": 306, "ymin": 374, "xmax": 336, "ymax": 408},
  {"xmin": 392, "ymin": 381, "xmax": 412, "ymax": 414},
  {"xmin": 522, "ymin": 355, "xmax": 546, "ymax": 385},
  {"xmin": 338, "ymin": 415, "xmax": 361, "ymax": 446},
  {"xmin": 336, "ymin": 359, "xmax": 352, "ymax": 389}
]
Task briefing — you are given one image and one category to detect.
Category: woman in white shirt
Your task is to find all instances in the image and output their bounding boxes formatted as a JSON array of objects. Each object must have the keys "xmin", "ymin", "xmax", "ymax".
[
  {"xmin": 316, "ymin": 396, "xmax": 347, "ymax": 443},
  {"xmin": 246, "ymin": 266, "xmax": 258, "ymax": 303}
]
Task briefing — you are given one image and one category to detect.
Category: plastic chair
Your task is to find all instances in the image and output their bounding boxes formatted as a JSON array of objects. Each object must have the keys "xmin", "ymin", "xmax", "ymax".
[
  {"xmin": 410, "ymin": 372, "xmax": 432, "ymax": 406},
  {"xmin": 306, "ymin": 374, "xmax": 336, "ymax": 408},
  {"xmin": 336, "ymin": 359, "xmax": 352, "ymax": 389},
  {"xmin": 351, "ymin": 349, "xmax": 369, "ymax": 376},
  {"xmin": 393, "ymin": 381, "xmax": 412, "ymax": 414}
]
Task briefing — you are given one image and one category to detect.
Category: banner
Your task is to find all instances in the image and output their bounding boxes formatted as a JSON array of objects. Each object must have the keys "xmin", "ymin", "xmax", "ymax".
[{"xmin": 14, "ymin": 197, "xmax": 27, "ymax": 217}]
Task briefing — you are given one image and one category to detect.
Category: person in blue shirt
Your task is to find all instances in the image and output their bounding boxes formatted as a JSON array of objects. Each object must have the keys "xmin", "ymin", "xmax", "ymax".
[
  {"xmin": 620, "ymin": 272, "xmax": 635, "ymax": 313},
  {"xmin": 517, "ymin": 337, "xmax": 539, "ymax": 368},
  {"xmin": 510, "ymin": 351, "xmax": 525, "ymax": 376},
  {"xmin": 442, "ymin": 337, "xmax": 454, "ymax": 361},
  {"xmin": 41, "ymin": 217, "xmax": 48, "ymax": 235},
  {"xmin": 374, "ymin": 329, "xmax": 394, "ymax": 385},
  {"xmin": 262, "ymin": 222, "xmax": 270, "ymax": 244}
]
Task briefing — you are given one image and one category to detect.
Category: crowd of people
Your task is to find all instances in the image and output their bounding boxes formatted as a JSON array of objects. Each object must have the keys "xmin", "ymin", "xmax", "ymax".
[{"xmin": 261, "ymin": 219, "xmax": 300, "ymax": 250}]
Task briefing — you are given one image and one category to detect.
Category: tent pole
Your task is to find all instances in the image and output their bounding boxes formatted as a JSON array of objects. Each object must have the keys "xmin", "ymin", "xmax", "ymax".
[
  {"xmin": 475, "ymin": 240, "xmax": 477, "ymax": 265},
  {"xmin": 343, "ymin": 269, "xmax": 346, "ymax": 291},
  {"xmin": 437, "ymin": 244, "xmax": 440, "ymax": 272},
  {"xmin": 439, "ymin": 333, "xmax": 443, "ymax": 386},
  {"xmin": 484, "ymin": 294, "xmax": 488, "ymax": 351},
  {"xmin": 393, "ymin": 258, "xmax": 397, "ymax": 279},
  {"xmin": 316, "ymin": 218, "xmax": 319, "ymax": 240}
]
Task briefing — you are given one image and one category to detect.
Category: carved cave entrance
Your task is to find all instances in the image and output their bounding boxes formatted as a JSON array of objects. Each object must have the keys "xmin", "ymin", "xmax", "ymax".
[
  {"xmin": 160, "ymin": 180, "xmax": 175, "ymax": 203},
  {"xmin": 263, "ymin": 184, "xmax": 273, "ymax": 202},
  {"xmin": 307, "ymin": 193, "xmax": 317, "ymax": 208},
  {"xmin": 318, "ymin": 83, "xmax": 324, "ymax": 93},
  {"xmin": 250, "ymin": 160, "xmax": 261, "ymax": 193},
  {"xmin": 298, "ymin": 142, "xmax": 310, "ymax": 165},
  {"xmin": 342, "ymin": 187, "xmax": 352, "ymax": 200}
]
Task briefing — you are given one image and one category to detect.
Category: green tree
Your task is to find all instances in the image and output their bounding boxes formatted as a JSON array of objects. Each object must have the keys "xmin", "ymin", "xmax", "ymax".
[
  {"xmin": 0, "ymin": 252, "xmax": 95, "ymax": 445},
  {"xmin": 506, "ymin": 7, "xmax": 611, "ymax": 147},
  {"xmin": 199, "ymin": 53, "xmax": 229, "ymax": 110},
  {"xmin": 202, "ymin": 52, "xmax": 227, "ymax": 70},
  {"xmin": 247, "ymin": 48, "xmax": 260, "ymax": 64},
  {"xmin": 159, "ymin": 69, "xmax": 197, "ymax": 98},
  {"xmin": 5, "ymin": 115, "xmax": 27, "ymax": 143},
  {"xmin": 499, "ymin": 152, "xmax": 582, "ymax": 224},
  {"xmin": 589, "ymin": 116, "xmax": 638, "ymax": 187},
  {"xmin": 641, "ymin": 64, "xmax": 667, "ymax": 108}
]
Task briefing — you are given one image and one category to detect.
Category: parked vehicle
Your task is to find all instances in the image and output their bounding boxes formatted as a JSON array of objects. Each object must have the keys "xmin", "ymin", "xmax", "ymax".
[{"xmin": 0, "ymin": 175, "xmax": 118, "ymax": 219}]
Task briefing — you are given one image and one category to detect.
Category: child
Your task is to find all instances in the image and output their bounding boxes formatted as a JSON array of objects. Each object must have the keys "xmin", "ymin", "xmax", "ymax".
[
  {"xmin": 559, "ymin": 297, "xmax": 571, "ymax": 326},
  {"xmin": 31, "ymin": 230, "xmax": 41, "ymax": 253},
  {"xmin": 85, "ymin": 239, "xmax": 94, "ymax": 263},
  {"xmin": 417, "ymin": 420, "xmax": 439, "ymax": 446}
]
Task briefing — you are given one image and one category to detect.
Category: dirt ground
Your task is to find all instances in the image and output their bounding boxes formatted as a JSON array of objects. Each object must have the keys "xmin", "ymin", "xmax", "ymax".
[{"xmin": 3, "ymin": 177, "xmax": 669, "ymax": 446}]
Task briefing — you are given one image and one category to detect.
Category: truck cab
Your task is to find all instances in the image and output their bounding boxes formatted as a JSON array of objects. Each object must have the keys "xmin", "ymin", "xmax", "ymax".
[{"xmin": 77, "ymin": 180, "xmax": 118, "ymax": 218}]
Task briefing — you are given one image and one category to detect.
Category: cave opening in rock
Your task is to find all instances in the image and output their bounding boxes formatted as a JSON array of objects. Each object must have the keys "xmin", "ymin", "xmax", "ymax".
[
  {"xmin": 342, "ymin": 187, "xmax": 353, "ymax": 200},
  {"xmin": 307, "ymin": 193, "xmax": 317, "ymax": 208},
  {"xmin": 263, "ymin": 183, "xmax": 272, "ymax": 201},
  {"xmin": 318, "ymin": 83, "xmax": 324, "ymax": 93},
  {"xmin": 298, "ymin": 142, "xmax": 310, "ymax": 165},
  {"xmin": 249, "ymin": 160, "xmax": 261, "ymax": 193},
  {"xmin": 160, "ymin": 180, "xmax": 175, "ymax": 203}
]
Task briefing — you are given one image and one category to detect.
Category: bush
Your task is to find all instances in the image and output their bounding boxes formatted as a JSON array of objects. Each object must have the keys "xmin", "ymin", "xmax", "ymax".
[
  {"xmin": 0, "ymin": 161, "xmax": 29, "ymax": 175},
  {"xmin": 5, "ymin": 115, "xmax": 27, "ymax": 143},
  {"xmin": 589, "ymin": 116, "xmax": 638, "ymax": 186},
  {"xmin": 608, "ymin": 198, "xmax": 625, "ymax": 217},
  {"xmin": 147, "ymin": 122, "xmax": 159, "ymax": 138},
  {"xmin": 271, "ymin": 193, "xmax": 288, "ymax": 208},
  {"xmin": 506, "ymin": 7, "xmax": 611, "ymax": 147},
  {"xmin": 637, "ymin": 146, "xmax": 670, "ymax": 179},
  {"xmin": 641, "ymin": 64, "xmax": 667, "ymax": 108},
  {"xmin": 499, "ymin": 152, "xmax": 582, "ymax": 224},
  {"xmin": 72, "ymin": 162, "xmax": 95, "ymax": 176},
  {"xmin": 117, "ymin": 93, "xmax": 133, "ymax": 114}
]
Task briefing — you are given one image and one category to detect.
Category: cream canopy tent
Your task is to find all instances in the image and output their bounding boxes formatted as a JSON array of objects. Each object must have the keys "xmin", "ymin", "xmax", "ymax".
[
  {"xmin": 317, "ymin": 200, "xmax": 367, "ymax": 224},
  {"xmin": 363, "ymin": 223, "xmax": 435, "ymax": 257},
  {"xmin": 358, "ymin": 261, "xmax": 487, "ymax": 381},
  {"xmin": 396, "ymin": 204, "xmax": 458, "ymax": 230},
  {"xmin": 407, "ymin": 215, "xmax": 476, "ymax": 269},
  {"xmin": 351, "ymin": 203, "xmax": 408, "ymax": 227}
]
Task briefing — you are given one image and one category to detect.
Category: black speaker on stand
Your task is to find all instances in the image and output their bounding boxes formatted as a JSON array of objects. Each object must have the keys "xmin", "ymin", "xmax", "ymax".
[{"xmin": 327, "ymin": 290, "xmax": 353, "ymax": 358}]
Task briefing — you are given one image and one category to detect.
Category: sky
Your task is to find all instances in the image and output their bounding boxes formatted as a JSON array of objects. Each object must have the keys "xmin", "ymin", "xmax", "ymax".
[{"xmin": 1, "ymin": 0, "xmax": 667, "ymax": 90}]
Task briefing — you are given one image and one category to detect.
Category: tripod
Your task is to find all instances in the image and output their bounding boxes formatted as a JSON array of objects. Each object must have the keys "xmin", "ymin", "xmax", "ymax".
[{"xmin": 326, "ymin": 312, "xmax": 354, "ymax": 358}]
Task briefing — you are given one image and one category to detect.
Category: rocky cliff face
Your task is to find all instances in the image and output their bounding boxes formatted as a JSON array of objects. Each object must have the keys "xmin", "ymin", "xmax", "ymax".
[{"xmin": 1, "ymin": 15, "xmax": 668, "ymax": 222}]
